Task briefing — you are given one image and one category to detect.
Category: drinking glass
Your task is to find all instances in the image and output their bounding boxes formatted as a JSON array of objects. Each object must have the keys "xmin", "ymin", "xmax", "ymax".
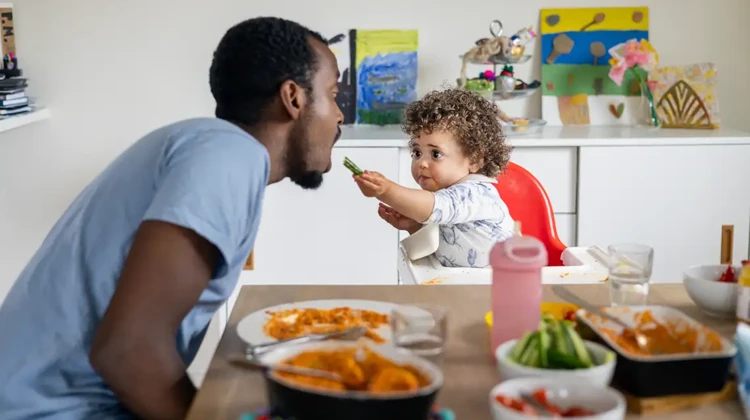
[
  {"xmin": 390, "ymin": 304, "xmax": 448, "ymax": 366},
  {"xmin": 607, "ymin": 243, "xmax": 654, "ymax": 306}
]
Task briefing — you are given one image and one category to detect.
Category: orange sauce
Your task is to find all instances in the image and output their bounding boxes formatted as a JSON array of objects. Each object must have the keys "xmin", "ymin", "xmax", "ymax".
[
  {"xmin": 584, "ymin": 310, "xmax": 723, "ymax": 356},
  {"xmin": 263, "ymin": 307, "xmax": 389, "ymax": 343},
  {"xmin": 276, "ymin": 346, "xmax": 431, "ymax": 393}
]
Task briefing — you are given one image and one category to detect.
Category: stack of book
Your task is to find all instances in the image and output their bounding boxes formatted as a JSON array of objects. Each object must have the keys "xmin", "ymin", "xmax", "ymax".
[{"xmin": 0, "ymin": 77, "xmax": 32, "ymax": 119}]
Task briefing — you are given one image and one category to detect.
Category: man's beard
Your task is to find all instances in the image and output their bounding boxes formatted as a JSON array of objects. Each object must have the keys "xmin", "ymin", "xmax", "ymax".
[
  {"xmin": 290, "ymin": 169, "xmax": 324, "ymax": 189},
  {"xmin": 287, "ymin": 134, "xmax": 325, "ymax": 190}
]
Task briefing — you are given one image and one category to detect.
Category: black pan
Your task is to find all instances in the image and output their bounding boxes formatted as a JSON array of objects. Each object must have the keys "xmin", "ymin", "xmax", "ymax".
[{"xmin": 257, "ymin": 341, "xmax": 443, "ymax": 420}]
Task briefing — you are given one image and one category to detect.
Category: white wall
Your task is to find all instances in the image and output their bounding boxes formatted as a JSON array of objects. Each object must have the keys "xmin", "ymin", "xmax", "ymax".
[{"xmin": 1, "ymin": 0, "xmax": 749, "ymax": 301}]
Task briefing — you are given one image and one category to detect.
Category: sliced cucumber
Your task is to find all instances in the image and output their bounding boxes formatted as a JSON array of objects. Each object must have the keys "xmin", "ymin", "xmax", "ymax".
[
  {"xmin": 509, "ymin": 332, "xmax": 535, "ymax": 362},
  {"xmin": 563, "ymin": 321, "xmax": 593, "ymax": 368}
]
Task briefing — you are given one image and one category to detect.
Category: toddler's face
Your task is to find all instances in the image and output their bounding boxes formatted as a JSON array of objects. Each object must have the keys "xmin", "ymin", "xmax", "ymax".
[{"xmin": 409, "ymin": 131, "xmax": 479, "ymax": 191}]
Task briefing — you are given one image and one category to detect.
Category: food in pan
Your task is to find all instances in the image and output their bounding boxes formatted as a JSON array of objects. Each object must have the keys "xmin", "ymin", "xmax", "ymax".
[
  {"xmin": 263, "ymin": 307, "xmax": 389, "ymax": 343},
  {"xmin": 275, "ymin": 346, "xmax": 432, "ymax": 393},
  {"xmin": 581, "ymin": 309, "xmax": 723, "ymax": 356}
]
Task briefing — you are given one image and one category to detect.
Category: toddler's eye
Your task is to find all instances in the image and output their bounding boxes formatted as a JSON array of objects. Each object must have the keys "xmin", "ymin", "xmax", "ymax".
[
  {"xmin": 431, "ymin": 150, "xmax": 442, "ymax": 159},
  {"xmin": 411, "ymin": 150, "xmax": 422, "ymax": 159}
]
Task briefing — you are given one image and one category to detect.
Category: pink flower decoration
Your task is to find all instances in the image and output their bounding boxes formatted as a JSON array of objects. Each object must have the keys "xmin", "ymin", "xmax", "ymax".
[
  {"xmin": 624, "ymin": 49, "xmax": 649, "ymax": 68},
  {"xmin": 483, "ymin": 70, "xmax": 495, "ymax": 81},
  {"xmin": 608, "ymin": 61, "xmax": 627, "ymax": 86}
]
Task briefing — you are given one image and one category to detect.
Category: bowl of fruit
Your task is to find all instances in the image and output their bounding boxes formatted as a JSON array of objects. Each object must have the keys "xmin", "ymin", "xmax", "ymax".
[
  {"xmin": 683, "ymin": 262, "xmax": 744, "ymax": 318},
  {"xmin": 494, "ymin": 314, "xmax": 616, "ymax": 387}
]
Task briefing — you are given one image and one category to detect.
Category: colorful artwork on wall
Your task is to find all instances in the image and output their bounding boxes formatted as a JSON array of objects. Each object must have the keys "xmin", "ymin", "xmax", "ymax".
[
  {"xmin": 353, "ymin": 29, "xmax": 418, "ymax": 125},
  {"xmin": 540, "ymin": 7, "xmax": 650, "ymax": 125},
  {"xmin": 326, "ymin": 29, "xmax": 418, "ymax": 125},
  {"xmin": 649, "ymin": 62, "xmax": 720, "ymax": 129}
]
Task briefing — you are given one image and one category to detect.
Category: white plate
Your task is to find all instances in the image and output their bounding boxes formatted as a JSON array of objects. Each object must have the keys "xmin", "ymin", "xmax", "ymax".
[{"xmin": 236, "ymin": 299, "xmax": 400, "ymax": 346}]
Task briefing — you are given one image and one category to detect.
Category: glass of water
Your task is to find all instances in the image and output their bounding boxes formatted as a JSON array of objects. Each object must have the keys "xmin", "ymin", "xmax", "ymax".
[
  {"xmin": 390, "ymin": 304, "xmax": 447, "ymax": 366},
  {"xmin": 607, "ymin": 243, "xmax": 654, "ymax": 306}
]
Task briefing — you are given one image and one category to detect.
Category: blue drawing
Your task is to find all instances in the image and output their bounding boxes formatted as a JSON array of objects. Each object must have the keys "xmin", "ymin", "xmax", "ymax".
[{"xmin": 356, "ymin": 51, "xmax": 417, "ymax": 124}]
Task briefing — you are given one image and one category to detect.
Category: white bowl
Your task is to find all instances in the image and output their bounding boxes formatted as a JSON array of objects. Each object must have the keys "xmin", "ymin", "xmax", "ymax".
[
  {"xmin": 489, "ymin": 377, "xmax": 626, "ymax": 420},
  {"xmin": 683, "ymin": 264, "xmax": 740, "ymax": 318},
  {"xmin": 400, "ymin": 224, "xmax": 439, "ymax": 261},
  {"xmin": 494, "ymin": 339, "xmax": 615, "ymax": 387}
]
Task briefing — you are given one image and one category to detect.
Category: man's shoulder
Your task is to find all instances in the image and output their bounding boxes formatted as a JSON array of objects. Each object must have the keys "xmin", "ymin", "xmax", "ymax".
[
  {"xmin": 162, "ymin": 117, "xmax": 257, "ymax": 146},
  {"xmin": 156, "ymin": 117, "xmax": 269, "ymax": 166}
]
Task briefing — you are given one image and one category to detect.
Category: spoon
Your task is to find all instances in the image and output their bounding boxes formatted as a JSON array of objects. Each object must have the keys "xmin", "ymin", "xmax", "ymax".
[
  {"xmin": 228, "ymin": 355, "xmax": 342, "ymax": 382},
  {"xmin": 247, "ymin": 326, "xmax": 368, "ymax": 356},
  {"xmin": 551, "ymin": 285, "xmax": 653, "ymax": 354}
]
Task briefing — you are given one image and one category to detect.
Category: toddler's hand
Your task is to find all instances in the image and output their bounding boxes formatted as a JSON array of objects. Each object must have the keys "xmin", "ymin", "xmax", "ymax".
[
  {"xmin": 353, "ymin": 170, "xmax": 392, "ymax": 198},
  {"xmin": 378, "ymin": 203, "xmax": 422, "ymax": 233}
]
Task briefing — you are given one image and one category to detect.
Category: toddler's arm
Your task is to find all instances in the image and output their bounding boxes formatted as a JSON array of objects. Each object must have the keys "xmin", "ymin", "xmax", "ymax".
[
  {"xmin": 426, "ymin": 181, "xmax": 506, "ymax": 225},
  {"xmin": 354, "ymin": 171, "xmax": 434, "ymax": 223}
]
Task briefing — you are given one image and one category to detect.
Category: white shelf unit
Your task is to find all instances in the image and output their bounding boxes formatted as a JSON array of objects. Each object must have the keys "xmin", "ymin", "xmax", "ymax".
[{"xmin": 0, "ymin": 108, "xmax": 50, "ymax": 133}]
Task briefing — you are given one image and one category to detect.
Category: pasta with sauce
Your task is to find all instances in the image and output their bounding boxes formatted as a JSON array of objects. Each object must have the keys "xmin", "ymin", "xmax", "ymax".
[{"xmin": 275, "ymin": 346, "xmax": 432, "ymax": 393}]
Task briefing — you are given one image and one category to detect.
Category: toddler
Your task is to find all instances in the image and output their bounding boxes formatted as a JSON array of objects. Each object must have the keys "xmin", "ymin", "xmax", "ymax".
[{"xmin": 353, "ymin": 89, "xmax": 515, "ymax": 268}]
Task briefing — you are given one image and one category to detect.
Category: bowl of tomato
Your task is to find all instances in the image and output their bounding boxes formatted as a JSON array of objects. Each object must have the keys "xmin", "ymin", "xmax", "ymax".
[
  {"xmin": 489, "ymin": 377, "xmax": 625, "ymax": 420},
  {"xmin": 683, "ymin": 264, "xmax": 742, "ymax": 318}
]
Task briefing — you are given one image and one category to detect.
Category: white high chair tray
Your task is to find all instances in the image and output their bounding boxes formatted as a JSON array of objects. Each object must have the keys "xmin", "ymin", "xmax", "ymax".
[{"xmin": 398, "ymin": 246, "xmax": 609, "ymax": 285}]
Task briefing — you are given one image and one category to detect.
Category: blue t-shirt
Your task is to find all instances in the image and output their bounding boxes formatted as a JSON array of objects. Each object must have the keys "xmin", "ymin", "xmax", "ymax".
[{"xmin": 0, "ymin": 117, "xmax": 269, "ymax": 419}]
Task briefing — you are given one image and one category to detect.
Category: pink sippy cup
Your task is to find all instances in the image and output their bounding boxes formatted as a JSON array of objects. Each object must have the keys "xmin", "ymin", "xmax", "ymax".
[{"xmin": 489, "ymin": 235, "xmax": 548, "ymax": 352}]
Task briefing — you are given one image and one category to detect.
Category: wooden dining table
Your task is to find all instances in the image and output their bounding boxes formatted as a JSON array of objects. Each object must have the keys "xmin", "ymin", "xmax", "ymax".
[{"xmin": 186, "ymin": 284, "xmax": 745, "ymax": 420}]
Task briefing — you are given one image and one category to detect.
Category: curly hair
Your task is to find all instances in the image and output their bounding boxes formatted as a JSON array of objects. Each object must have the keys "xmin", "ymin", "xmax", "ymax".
[
  {"xmin": 402, "ymin": 89, "xmax": 511, "ymax": 177},
  {"xmin": 209, "ymin": 17, "xmax": 326, "ymax": 125}
]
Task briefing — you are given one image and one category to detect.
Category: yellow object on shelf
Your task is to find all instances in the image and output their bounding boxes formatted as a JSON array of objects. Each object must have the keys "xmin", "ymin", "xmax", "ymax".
[{"xmin": 485, "ymin": 302, "xmax": 580, "ymax": 328}]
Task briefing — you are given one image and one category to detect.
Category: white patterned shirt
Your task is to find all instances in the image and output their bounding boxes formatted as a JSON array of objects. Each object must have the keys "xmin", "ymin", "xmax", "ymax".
[{"xmin": 426, "ymin": 174, "xmax": 514, "ymax": 268}]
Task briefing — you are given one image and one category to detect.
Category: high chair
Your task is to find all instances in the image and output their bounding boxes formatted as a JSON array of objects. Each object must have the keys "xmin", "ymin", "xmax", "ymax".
[
  {"xmin": 398, "ymin": 163, "xmax": 608, "ymax": 285},
  {"xmin": 493, "ymin": 161, "xmax": 567, "ymax": 267}
]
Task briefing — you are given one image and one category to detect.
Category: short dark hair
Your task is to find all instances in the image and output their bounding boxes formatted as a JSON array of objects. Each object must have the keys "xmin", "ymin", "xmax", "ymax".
[
  {"xmin": 209, "ymin": 17, "xmax": 326, "ymax": 125},
  {"xmin": 403, "ymin": 89, "xmax": 511, "ymax": 177}
]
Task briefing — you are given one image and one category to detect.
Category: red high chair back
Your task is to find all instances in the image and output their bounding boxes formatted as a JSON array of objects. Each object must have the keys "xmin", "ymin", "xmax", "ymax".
[{"xmin": 494, "ymin": 162, "xmax": 567, "ymax": 266}]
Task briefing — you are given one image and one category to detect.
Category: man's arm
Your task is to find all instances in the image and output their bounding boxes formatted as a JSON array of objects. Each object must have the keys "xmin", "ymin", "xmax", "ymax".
[
  {"xmin": 89, "ymin": 220, "xmax": 218, "ymax": 419},
  {"xmin": 87, "ymin": 128, "xmax": 269, "ymax": 419}
]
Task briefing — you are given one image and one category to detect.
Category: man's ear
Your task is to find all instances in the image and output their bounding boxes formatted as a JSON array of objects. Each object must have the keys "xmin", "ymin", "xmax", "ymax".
[{"xmin": 279, "ymin": 81, "xmax": 308, "ymax": 120}]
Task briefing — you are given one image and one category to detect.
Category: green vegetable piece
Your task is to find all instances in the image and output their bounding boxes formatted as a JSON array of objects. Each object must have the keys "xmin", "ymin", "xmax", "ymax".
[
  {"xmin": 538, "ymin": 328, "xmax": 551, "ymax": 368},
  {"xmin": 563, "ymin": 321, "xmax": 593, "ymax": 368},
  {"xmin": 548, "ymin": 347, "xmax": 590, "ymax": 369},
  {"xmin": 519, "ymin": 332, "xmax": 540, "ymax": 366},
  {"xmin": 551, "ymin": 319, "xmax": 568, "ymax": 355},
  {"xmin": 602, "ymin": 350, "xmax": 616, "ymax": 364},
  {"xmin": 510, "ymin": 332, "xmax": 535, "ymax": 362},
  {"xmin": 343, "ymin": 157, "xmax": 363, "ymax": 175}
]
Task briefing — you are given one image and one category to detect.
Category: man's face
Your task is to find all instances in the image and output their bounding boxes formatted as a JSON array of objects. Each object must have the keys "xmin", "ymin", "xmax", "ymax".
[{"xmin": 287, "ymin": 39, "xmax": 343, "ymax": 189}]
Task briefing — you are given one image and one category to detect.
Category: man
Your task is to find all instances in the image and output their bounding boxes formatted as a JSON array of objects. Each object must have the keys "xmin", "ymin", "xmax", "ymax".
[{"xmin": 0, "ymin": 17, "xmax": 343, "ymax": 419}]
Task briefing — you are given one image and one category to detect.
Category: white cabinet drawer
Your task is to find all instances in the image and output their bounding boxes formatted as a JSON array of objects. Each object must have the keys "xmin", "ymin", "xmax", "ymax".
[
  {"xmin": 509, "ymin": 147, "xmax": 578, "ymax": 214},
  {"xmin": 251, "ymin": 147, "xmax": 400, "ymax": 285}
]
